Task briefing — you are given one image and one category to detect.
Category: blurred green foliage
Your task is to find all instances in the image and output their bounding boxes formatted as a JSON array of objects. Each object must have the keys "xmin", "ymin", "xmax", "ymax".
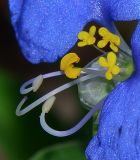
[{"xmin": 30, "ymin": 142, "xmax": 86, "ymax": 160}]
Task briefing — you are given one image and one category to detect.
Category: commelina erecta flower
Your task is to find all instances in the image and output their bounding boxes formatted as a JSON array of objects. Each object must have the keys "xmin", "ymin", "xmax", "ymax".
[{"xmin": 9, "ymin": 0, "xmax": 140, "ymax": 160}]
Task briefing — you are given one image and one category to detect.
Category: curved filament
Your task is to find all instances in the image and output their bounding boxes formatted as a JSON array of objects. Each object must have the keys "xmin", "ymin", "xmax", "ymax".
[
  {"xmin": 16, "ymin": 73, "xmax": 103, "ymax": 116},
  {"xmin": 20, "ymin": 71, "xmax": 63, "ymax": 95},
  {"xmin": 40, "ymin": 98, "xmax": 105, "ymax": 137}
]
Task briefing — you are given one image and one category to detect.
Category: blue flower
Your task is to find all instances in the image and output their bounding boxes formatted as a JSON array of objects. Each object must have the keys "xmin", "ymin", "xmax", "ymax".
[{"xmin": 9, "ymin": 0, "xmax": 140, "ymax": 159}]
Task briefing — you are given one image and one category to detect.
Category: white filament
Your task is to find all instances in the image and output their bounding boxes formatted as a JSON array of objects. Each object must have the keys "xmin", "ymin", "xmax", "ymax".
[
  {"xmin": 20, "ymin": 71, "xmax": 63, "ymax": 95},
  {"xmin": 16, "ymin": 73, "xmax": 103, "ymax": 116},
  {"xmin": 40, "ymin": 98, "xmax": 105, "ymax": 137}
]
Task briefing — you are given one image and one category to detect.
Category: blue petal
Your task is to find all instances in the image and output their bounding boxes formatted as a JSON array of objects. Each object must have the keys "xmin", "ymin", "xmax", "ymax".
[
  {"xmin": 8, "ymin": 0, "xmax": 117, "ymax": 64},
  {"xmin": 9, "ymin": 0, "xmax": 103, "ymax": 63},
  {"xmin": 86, "ymin": 75, "xmax": 140, "ymax": 159},
  {"xmin": 9, "ymin": 0, "xmax": 23, "ymax": 25},
  {"xmin": 103, "ymin": 0, "xmax": 140, "ymax": 21},
  {"xmin": 86, "ymin": 22, "xmax": 140, "ymax": 159}
]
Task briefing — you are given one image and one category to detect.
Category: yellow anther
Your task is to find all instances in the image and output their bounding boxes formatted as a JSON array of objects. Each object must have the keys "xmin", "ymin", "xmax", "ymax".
[
  {"xmin": 98, "ymin": 52, "xmax": 120, "ymax": 80},
  {"xmin": 97, "ymin": 27, "xmax": 121, "ymax": 52},
  {"xmin": 60, "ymin": 53, "xmax": 81, "ymax": 79},
  {"xmin": 42, "ymin": 96, "xmax": 56, "ymax": 113},
  {"xmin": 32, "ymin": 75, "xmax": 43, "ymax": 92},
  {"xmin": 78, "ymin": 26, "xmax": 96, "ymax": 47}
]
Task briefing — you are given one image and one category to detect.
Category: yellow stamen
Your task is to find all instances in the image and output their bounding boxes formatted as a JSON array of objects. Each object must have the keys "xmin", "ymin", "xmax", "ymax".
[
  {"xmin": 98, "ymin": 52, "xmax": 120, "ymax": 80},
  {"xmin": 78, "ymin": 25, "xmax": 96, "ymax": 47},
  {"xmin": 97, "ymin": 27, "xmax": 121, "ymax": 52},
  {"xmin": 60, "ymin": 53, "xmax": 81, "ymax": 79}
]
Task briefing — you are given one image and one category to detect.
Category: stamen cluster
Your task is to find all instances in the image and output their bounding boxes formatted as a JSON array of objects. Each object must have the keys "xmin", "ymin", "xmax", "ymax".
[{"xmin": 60, "ymin": 25, "xmax": 121, "ymax": 80}]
